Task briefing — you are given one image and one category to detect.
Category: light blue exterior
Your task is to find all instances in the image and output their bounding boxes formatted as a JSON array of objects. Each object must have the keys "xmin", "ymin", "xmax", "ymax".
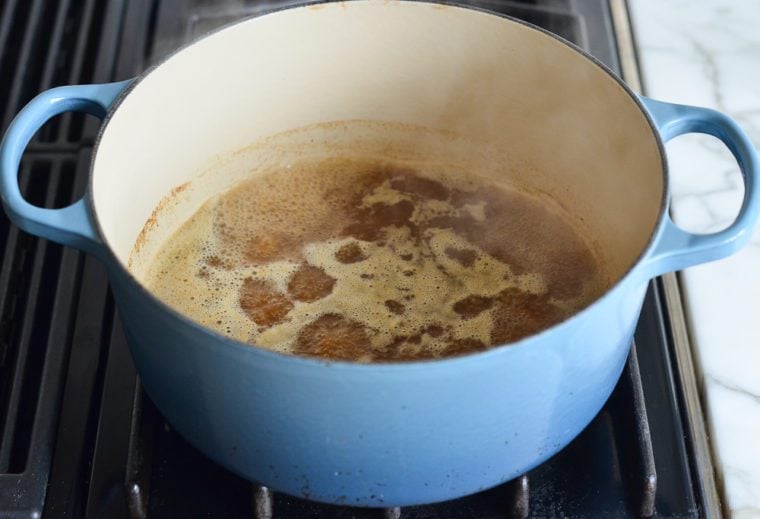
[
  {"xmin": 1, "ymin": 83, "xmax": 758, "ymax": 506},
  {"xmin": 640, "ymin": 97, "xmax": 760, "ymax": 275},
  {"xmin": 0, "ymin": 81, "xmax": 131, "ymax": 258}
]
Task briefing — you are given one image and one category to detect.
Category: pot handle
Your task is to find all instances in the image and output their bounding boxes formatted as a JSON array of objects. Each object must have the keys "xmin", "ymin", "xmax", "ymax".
[
  {"xmin": 0, "ymin": 80, "xmax": 132, "ymax": 256},
  {"xmin": 640, "ymin": 96, "xmax": 760, "ymax": 277}
]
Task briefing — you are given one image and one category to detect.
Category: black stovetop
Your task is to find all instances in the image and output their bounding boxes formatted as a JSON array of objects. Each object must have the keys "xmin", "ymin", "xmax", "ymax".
[{"xmin": 0, "ymin": 1, "xmax": 707, "ymax": 517}]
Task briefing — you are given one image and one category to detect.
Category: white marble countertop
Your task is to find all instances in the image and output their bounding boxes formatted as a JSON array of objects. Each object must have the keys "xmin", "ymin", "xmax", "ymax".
[{"xmin": 631, "ymin": 1, "xmax": 760, "ymax": 516}]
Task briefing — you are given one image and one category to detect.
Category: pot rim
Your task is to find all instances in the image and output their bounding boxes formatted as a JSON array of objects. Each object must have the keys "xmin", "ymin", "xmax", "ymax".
[{"xmin": 87, "ymin": 0, "xmax": 669, "ymax": 370}]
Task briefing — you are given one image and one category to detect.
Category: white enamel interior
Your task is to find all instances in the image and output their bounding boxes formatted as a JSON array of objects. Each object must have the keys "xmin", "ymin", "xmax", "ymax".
[{"xmin": 92, "ymin": 1, "xmax": 664, "ymax": 283}]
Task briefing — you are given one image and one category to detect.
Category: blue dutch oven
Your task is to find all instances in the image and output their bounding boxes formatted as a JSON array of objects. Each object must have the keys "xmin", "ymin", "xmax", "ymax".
[{"xmin": 1, "ymin": 1, "xmax": 758, "ymax": 507}]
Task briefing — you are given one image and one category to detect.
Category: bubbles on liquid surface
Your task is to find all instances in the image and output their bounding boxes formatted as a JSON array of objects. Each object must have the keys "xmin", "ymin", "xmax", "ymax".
[{"xmin": 142, "ymin": 123, "xmax": 609, "ymax": 362}]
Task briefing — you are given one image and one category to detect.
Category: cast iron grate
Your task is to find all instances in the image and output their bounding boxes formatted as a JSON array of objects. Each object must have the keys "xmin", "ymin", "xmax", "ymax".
[
  {"xmin": 0, "ymin": 0, "xmax": 148, "ymax": 517},
  {"xmin": 0, "ymin": 0, "xmax": 701, "ymax": 517}
]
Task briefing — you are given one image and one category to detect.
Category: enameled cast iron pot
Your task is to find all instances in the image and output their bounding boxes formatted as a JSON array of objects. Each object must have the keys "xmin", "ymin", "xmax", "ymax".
[{"xmin": 2, "ymin": 1, "xmax": 758, "ymax": 507}]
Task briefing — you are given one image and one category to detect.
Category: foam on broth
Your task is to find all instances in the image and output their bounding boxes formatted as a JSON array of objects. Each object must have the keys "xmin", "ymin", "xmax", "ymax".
[{"xmin": 136, "ymin": 121, "xmax": 610, "ymax": 362}]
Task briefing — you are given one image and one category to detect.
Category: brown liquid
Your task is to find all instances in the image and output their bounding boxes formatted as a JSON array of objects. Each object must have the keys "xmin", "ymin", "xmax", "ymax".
[{"xmin": 144, "ymin": 152, "xmax": 609, "ymax": 362}]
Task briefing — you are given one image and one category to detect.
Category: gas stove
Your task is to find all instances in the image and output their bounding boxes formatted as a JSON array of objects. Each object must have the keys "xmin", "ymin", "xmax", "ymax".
[{"xmin": 0, "ymin": 1, "xmax": 719, "ymax": 517}]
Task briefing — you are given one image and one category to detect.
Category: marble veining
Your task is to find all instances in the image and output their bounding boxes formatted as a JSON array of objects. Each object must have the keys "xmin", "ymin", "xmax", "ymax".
[{"xmin": 631, "ymin": 1, "xmax": 760, "ymax": 516}]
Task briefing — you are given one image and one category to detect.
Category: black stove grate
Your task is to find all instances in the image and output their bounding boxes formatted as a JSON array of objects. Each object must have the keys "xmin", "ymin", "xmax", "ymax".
[
  {"xmin": 0, "ymin": 1, "xmax": 145, "ymax": 517},
  {"xmin": 0, "ymin": 1, "xmax": 705, "ymax": 518}
]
